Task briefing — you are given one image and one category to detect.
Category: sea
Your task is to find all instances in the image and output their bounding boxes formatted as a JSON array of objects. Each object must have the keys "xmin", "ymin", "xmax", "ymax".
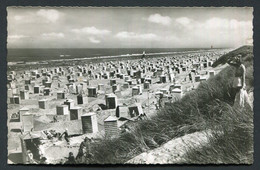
[{"xmin": 7, "ymin": 48, "xmax": 212, "ymax": 63}]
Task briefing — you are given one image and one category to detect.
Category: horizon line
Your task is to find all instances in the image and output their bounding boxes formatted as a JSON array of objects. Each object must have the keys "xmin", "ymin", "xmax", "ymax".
[{"xmin": 7, "ymin": 47, "xmax": 236, "ymax": 49}]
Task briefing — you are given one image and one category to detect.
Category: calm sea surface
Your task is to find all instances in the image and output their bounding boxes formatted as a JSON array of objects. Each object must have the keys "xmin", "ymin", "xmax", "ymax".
[{"xmin": 7, "ymin": 48, "xmax": 211, "ymax": 62}]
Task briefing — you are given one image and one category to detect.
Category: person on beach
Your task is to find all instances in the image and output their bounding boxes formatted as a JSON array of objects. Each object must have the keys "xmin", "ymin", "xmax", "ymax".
[
  {"xmin": 77, "ymin": 137, "xmax": 93, "ymax": 163},
  {"xmin": 188, "ymin": 71, "xmax": 193, "ymax": 82},
  {"xmin": 27, "ymin": 150, "xmax": 37, "ymax": 164},
  {"xmin": 76, "ymin": 137, "xmax": 88, "ymax": 159},
  {"xmin": 65, "ymin": 152, "xmax": 76, "ymax": 164},
  {"xmin": 227, "ymin": 55, "xmax": 251, "ymax": 109},
  {"xmin": 53, "ymin": 115, "xmax": 58, "ymax": 123},
  {"xmin": 60, "ymin": 128, "xmax": 70, "ymax": 144}
]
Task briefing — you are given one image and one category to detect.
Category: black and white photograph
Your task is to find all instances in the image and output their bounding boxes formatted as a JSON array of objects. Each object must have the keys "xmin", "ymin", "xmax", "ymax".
[{"xmin": 6, "ymin": 7, "xmax": 253, "ymax": 164}]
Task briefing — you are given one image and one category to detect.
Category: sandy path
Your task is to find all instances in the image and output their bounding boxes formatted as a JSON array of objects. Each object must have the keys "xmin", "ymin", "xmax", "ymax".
[{"xmin": 126, "ymin": 130, "xmax": 212, "ymax": 164}]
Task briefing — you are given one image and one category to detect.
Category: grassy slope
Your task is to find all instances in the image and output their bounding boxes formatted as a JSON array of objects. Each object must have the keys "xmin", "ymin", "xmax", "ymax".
[
  {"xmin": 183, "ymin": 45, "xmax": 253, "ymax": 164},
  {"xmin": 86, "ymin": 46, "xmax": 253, "ymax": 164},
  {"xmin": 212, "ymin": 45, "xmax": 253, "ymax": 68}
]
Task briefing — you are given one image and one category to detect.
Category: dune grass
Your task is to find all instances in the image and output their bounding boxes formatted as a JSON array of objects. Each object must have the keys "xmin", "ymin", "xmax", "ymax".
[
  {"xmin": 182, "ymin": 46, "xmax": 254, "ymax": 164},
  {"xmin": 84, "ymin": 46, "xmax": 253, "ymax": 164},
  {"xmin": 212, "ymin": 45, "xmax": 253, "ymax": 68},
  {"xmin": 183, "ymin": 101, "xmax": 253, "ymax": 164}
]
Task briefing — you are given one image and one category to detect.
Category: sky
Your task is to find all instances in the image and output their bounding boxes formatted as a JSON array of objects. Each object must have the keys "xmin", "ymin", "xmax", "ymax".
[{"xmin": 7, "ymin": 7, "xmax": 253, "ymax": 48}]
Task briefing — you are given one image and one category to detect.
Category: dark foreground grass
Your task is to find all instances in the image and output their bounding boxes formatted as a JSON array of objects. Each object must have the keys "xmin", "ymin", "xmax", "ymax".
[
  {"xmin": 86, "ymin": 46, "xmax": 253, "ymax": 164},
  {"xmin": 183, "ymin": 101, "xmax": 253, "ymax": 164}
]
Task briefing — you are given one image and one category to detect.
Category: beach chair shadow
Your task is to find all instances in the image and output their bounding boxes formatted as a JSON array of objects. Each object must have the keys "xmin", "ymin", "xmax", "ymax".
[
  {"xmin": 8, "ymin": 152, "xmax": 23, "ymax": 164},
  {"xmin": 9, "ymin": 118, "xmax": 20, "ymax": 123},
  {"xmin": 10, "ymin": 129, "xmax": 22, "ymax": 133}
]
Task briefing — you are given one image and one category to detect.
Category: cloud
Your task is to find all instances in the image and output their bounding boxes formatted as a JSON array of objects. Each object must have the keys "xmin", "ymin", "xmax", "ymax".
[
  {"xmin": 89, "ymin": 37, "xmax": 100, "ymax": 43},
  {"xmin": 71, "ymin": 26, "xmax": 111, "ymax": 35},
  {"xmin": 12, "ymin": 14, "xmax": 34, "ymax": 24},
  {"xmin": 176, "ymin": 17, "xmax": 191, "ymax": 25},
  {"xmin": 8, "ymin": 34, "xmax": 28, "ymax": 39},
  {"xmin": 147, "ymin": 13, "xmax": 172, "ymax": 26},
  {"xmin": 115, "ymin": 31, "xmax": 159, "ymax": 40},
  {"xmin": 187, "ymin": 17, "xmax": 253, "ymax": 47},
  {"xmin": 12, "ymin": 10, "xmax": 61, "ymax": 24},
  {"xmin": 36, "ymin": 9, "xmax": 60, "ymax": 23},
  {"xmin": 202, "ymin": 17, "xmax": 251, "ymax": 30},
  {"xmin": 41, "ymin": 32, "xmax": 64, "ymax": 38},
  {"xmin": 203, "ymin": 17, "xmax": 230, "ymax": 29}
]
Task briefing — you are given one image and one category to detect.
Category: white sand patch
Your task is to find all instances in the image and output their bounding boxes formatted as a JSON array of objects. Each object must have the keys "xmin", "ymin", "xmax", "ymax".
[{"xmin": 126, "ymin": 130, "xmax": 212, "ymax": 164}]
